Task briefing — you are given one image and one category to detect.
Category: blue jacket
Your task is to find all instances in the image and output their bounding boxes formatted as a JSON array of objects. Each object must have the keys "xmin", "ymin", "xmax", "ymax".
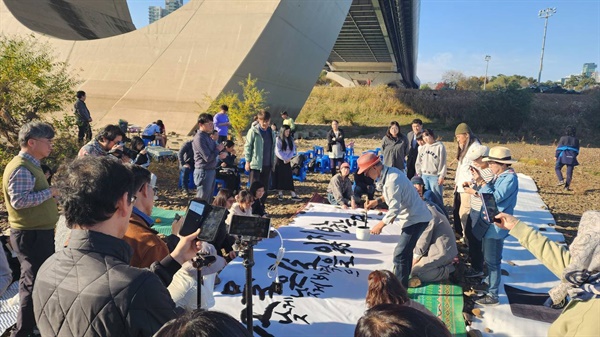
[
  {"xmin": 479, "ymin": 168, "xmax": 519, "ymax": 239},
  {"xmin": 555, "ymin": 135, "xmax": 579, "ymax": 166}
]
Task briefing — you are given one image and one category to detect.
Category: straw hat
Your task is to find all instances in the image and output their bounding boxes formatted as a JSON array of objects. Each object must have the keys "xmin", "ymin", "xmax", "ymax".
[{"xmin": 483, "ymin": 146, "xmax": 517, "ymax": 164}]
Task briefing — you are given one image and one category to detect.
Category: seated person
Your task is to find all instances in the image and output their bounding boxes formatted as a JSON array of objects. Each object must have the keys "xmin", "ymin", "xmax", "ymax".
[
  {"xmin": 156, "ymin": 120, "xmax": 168, "ymax": 147},
  {"xmin": 130, "ymin": 136, "xmax": 151, "ymax": 168},
  {"xmin": 217, "ymin": 140, "xmax": 240, "ymax": 192},
  {"xmin": 123, "ymin": 166, "xmax": 182, "ymax": 268},
  {"xmin": 494, "ymin": 211, "xmax": 599, "ymax": 337},
  {"xmin": 210, "ymin": 129, "xmax": 219, "ymax": 143},
  {"xmin": 355, "ymin": 304, "xmax": 451, "ymax": 337},
  {"xmin": 225, "ymin": 190, "xmax": 254, "ymax": 226},
  {"xmin": 41, "ymin": 164, "xmax": 53, "ymax": 185},
  {"xmin": 178, "ymin": 139, "xmax": 194, "ymax": 193},
  {"xmin": 0, "ymin": 241, "xmax": 11, "ymax": 296},
  {"xmin": 365, "ymin": 269, "xmax": 436, "ymax": 318},
  {"xmin": 327, "ymin": 162, "xmax": 357, "ymax": 209},
  {"xmin": 410, "ymin": 204, "xmax": 458, "ymax": 284},
  {"xmin": 154, "ymin": 310, "xmax": 252, "ymax": 337},
  {"xmin": 411, "ymin": 176, "xmax": 448, "ymax": 218},
  {"xmin": 32, "ymin": 156, "xmax": 201, "ymax": 337},
  {"xmin": 142, "ymin": 121, "xmax": 165, "ymax": 147},
  {"xmin": 250, "ymin": 181, "xmax": 269, "ymax": 217},
  {"xmin": 352, "ymin": 171, "xmax": 375, "ymax": 206},
  {"xmin": 167, "ymin": 241, "xmax": 226, "ymax": 311},
  {"xmin": 211, "ymin": 189, "xmax": 237, "ymax": 260}
]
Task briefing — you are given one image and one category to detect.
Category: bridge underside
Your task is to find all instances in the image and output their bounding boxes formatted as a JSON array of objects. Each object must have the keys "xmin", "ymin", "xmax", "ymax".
[
  {"xmin": 1, "ymin": 0, "xmax": 353, "ymax": 135},
  {"xmin": 327, "ymin": 0, "xmax": 419, "ymax": 88}
]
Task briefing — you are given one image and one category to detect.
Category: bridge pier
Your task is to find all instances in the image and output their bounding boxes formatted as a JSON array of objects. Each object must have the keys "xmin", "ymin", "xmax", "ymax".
[{"xmin": 326, "ymin": 71, "xmax": 403, "ymax": 88}]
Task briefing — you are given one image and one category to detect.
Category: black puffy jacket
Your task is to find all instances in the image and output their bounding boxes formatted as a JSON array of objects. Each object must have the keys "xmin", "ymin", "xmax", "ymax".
[{"xmin": 33, "ymin": 230, "xmax": 180, "ymax": 337}]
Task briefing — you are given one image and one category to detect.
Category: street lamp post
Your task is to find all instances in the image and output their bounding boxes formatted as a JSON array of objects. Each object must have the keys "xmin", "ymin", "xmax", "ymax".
[
  {"xmin": 537, "ymin": 7, "xmax": 557, "ymax": 85},
  {"xmin": 483, "ymin": 55, "xmax": 491, "ymax": 90}
]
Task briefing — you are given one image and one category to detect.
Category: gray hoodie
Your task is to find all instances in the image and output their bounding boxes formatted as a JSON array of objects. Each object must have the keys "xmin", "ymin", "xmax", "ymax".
[{"xmin": 415, "ymin": 141, "xmax": 447, "ymax": 179}]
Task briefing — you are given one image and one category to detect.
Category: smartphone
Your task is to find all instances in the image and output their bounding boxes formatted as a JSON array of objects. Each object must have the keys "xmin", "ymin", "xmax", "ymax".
[
  {"xmin": 480, "ymin": 193, "xmax": 500, "ymax": 223},
  {"xmin": 178, "ymin": 200, "xmax": 206, "ymax": 237},
  {"xmin": 178, "ymin": 199, "xmax": 227, "ymax": 242}
]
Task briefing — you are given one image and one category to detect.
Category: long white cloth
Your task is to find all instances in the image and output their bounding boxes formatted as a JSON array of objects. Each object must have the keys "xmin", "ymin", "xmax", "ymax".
[{"xmin": 212, "ymin": 173, "xmax": 564, "ymax": 337}]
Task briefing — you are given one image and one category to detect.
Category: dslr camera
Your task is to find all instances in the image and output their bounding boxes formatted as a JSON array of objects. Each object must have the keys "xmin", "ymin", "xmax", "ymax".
[{"xmin": 109, "ymin": 146, "xmax": 138, "ymax": 159}]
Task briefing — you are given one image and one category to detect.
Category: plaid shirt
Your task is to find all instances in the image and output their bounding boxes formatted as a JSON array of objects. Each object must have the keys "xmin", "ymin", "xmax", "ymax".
[
  {"xmin": 6, "ymin": 152, "xmax": 52, "ymax": 210},
  {"xmin": 78, "ymin": 139, "xmax": 108, "ymax": 157}
]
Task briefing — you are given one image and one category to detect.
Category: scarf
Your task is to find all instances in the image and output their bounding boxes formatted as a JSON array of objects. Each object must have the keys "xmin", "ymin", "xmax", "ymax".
[{"xmin": 548, "ymin": 211, "xmax": 600, "ymax": 304}]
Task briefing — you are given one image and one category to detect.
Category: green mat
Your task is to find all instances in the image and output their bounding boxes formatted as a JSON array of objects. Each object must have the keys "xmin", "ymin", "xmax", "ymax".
[
  {"xmin": 150, "ymin": 207, "xmax": 184, "ymax": 236},
  {"xmin": 408, "ymin": 283, "xmax": 466, "ymax": 337}
]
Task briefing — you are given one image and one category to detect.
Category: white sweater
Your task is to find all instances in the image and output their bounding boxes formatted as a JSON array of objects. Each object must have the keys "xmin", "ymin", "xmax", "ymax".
[{"xmin": 415, "ymin": 141, "xmax": 447, "ymax": 178}]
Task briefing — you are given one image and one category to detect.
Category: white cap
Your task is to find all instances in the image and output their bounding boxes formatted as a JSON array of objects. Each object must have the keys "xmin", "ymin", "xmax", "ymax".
[{"xmin": 465, "ymin": 144, "xmax": 489, "ymax": 162}]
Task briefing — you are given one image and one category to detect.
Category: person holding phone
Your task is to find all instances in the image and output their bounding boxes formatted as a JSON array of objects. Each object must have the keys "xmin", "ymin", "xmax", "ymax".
[
  {"xmin": 461, "ymin": 144, "xmax": 493, "ymax": 279},
  {"xmin": 123, "ymin": 166, "xmax": 182, "ymax": 268},
  {"xmin": 33, "ymin": 156, "xmax": 203, "ymax": 337},
  {"xmin": 469, "ymin": 146, "xmax": 519, "ymax": 306},
  {"xmin": 492, "ymin": 211, "xmax": 599, "ymax": 336}
]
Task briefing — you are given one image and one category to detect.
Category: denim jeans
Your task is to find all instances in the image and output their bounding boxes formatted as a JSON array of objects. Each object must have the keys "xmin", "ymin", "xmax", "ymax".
[
  {"xmin": 180, "ymin": 165, "xmax": 193, "ymax": 190},
  {"xmin": 482, "ymin": 237, "xmax": 505, "ymax": 297},
  {"xmin": 194, "ymin": 168, "xmax": 216, "ymax": 203},
  {"xmin": 422, "ymin": 174, "xmax": 443, "ymax": 201},
  {"xmin": 352, "ymin": 184, "xmax": 375, "ymax": 202},
  {"xmin": 465, "ymin": 216, "xmax": 484, "ymax": 272},
  {"xmin": 393, "ymin": 221, "xmax": 429, "ymax": 288}
]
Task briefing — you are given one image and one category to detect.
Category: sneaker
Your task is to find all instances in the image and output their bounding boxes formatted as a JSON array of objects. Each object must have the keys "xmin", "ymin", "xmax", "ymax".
[
  {"xmin": 464, "ymin": 268, "xmax": 484, "ymax": 278},
  {"xmin": 291, "ymin": 195, "xmax": 302, "ymax": 202},
  {"xmin": 475, "ymin": 294, "xmax": 499, "ymax": 306},
  {"xmin": 277, "ymin": 194, "xmax": 283, "ymax": 201},
  {"xmin": 564, "ymin": 186, "xmax": 571, "ymax": 191},
  {"xmin": 408, "ymin": 276, "xmax": 421, "ymax": 288},
  {"xmin": 557, "ymin": 180, "xmax": 565, "ymax": 186}
]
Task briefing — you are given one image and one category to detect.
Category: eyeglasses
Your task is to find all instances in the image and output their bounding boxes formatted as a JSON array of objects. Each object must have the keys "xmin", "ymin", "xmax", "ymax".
[
  {"xmin": 150, "ymin": 185, "xmax": 158, "ymax": 194},
  {"xmin": 34, "ymin": 138, "xmax": 53, "ymax": 145}
]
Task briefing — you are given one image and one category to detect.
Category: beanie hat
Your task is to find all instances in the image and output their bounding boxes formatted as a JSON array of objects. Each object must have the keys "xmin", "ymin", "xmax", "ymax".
[{"xmin": 455, "ymin": 123, "xmax": 471, "ymax": 135}]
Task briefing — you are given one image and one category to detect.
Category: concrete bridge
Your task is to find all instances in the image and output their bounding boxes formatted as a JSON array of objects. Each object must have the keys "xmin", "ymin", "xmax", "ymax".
[{"xmin": 0, "ymin": 0, "xmax": 418, "ymax": 135}]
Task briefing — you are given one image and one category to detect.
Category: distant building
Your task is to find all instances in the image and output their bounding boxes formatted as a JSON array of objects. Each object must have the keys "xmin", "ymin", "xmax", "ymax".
[
  {"xmin": 148, "ymin": 6, "xmax": 163, "ymax": 24},
  {"xmin": 165, "ymin": 0, "xmax": 183, "ymax": 15},
  {"xmin": 149, "ymin": 0, "xmax": 183, "ymax": 24},
  {"xmin": 583, "ymin": 63, "xmax": 597, "ymax": 78}
]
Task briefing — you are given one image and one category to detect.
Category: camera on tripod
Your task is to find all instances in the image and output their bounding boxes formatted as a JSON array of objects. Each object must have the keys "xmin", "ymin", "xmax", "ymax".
[
  {"xmin": 229, "ymin": 215, "xmax": 271, "ymax": 241},
  {"xmin": 192, "ymin": 252, "xmax": 216, "ymax": 269}
]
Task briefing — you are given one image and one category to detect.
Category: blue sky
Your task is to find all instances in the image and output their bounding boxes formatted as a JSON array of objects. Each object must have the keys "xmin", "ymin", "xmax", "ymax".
[{"xmin": 126, "ymin": 0, "xmax": 599, "ymax": 84}]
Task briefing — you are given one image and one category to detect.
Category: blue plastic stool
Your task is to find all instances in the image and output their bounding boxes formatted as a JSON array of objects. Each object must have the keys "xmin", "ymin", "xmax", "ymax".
[
  {"xmin": 348, "ymin": 155, "xmax": 359, "ymax": 173},
  {"xmin": 304, "ymin": 150, "xmax": 315, "ymax": 159},
  {"xmin": 317, "ymin": 155, "xmax": 330, "ymax": 174},
  {"xmin": 178, "ymin": 169, "xmax": 196, "ymax": 189},
  {"xmin": 313, "ymin": 146, "xmax": 324, "ymax": 158},
  {"xmin": 214, "ymin": 179, "xmax": 226, "ymax": 196},
  {"xmin": 345, "ymin": 147, "xmax": 354, "ymax": 157},
  {"xmin": 293, "ymin": 166, "xmax": 307, "ymax": 182},
  {"xmin": 238, "ymin": 157, "xmax": 249, "ymax": 175}
]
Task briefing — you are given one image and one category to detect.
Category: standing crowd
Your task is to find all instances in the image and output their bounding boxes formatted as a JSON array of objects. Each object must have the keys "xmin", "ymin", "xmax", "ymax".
[{"xmin": 0, "ymin": 89, "xmax": 595, "ymax": 337}]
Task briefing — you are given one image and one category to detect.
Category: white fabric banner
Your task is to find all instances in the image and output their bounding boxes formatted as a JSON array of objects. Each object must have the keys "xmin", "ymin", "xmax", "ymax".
[
  {"xmin": 213, "ymin": 203, "xmax": 396, "ymax": 337},
  {"xmin": 212, "ymin": 173, "xmax": 565, "ymax": 337}
]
